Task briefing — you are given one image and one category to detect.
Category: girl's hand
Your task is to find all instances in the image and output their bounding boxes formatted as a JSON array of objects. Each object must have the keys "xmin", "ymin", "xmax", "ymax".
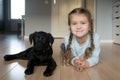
[
  {"xmin": 74, "ymin": 58, "xmax": 85, "ymax": 71},
  {"xmin": 74, "ymin": 56, "xmax": 89, "ymax": 71},
  {"xmin": 74, "ymin": 58, "xmax": 80, "ymax": 71}
]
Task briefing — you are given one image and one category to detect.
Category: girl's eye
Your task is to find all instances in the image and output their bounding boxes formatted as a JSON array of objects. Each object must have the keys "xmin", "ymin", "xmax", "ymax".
[
  {"xmin": 71, "ymin": 22, "xmax": 77, "ymax": 25},
  {"xmin": 81, "ymin": 22, "xmax": 86, "ymax": 24}
]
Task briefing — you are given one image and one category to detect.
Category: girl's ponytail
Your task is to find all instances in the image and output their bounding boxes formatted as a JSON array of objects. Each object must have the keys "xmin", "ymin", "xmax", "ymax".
[
  {"xmin": 84, "ymin": 21, "xmax": 94, "ymax": 59},
  {"xmin": 63, "ymin": 33, "xmax": 73, "ymax": 65}
]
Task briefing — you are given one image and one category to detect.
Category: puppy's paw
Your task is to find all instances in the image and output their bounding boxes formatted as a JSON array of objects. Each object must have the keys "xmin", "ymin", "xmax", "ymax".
[
  {"xmin": 25, "ymin": 69, "xmax": 33, "ymax": 75},
  {"xmin": 43, "ymin": 70, "xmax": 52, "ymax": 77}
]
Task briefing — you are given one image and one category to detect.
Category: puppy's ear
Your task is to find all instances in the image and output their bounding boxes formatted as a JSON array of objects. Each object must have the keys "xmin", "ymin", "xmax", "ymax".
[
  {"xmin": 29, "ymin": 33, "xmax": 34, "ymax": 44},
  {"xmin": 47, "ymin": 33, "xmax": 54, "ymax": 46}
]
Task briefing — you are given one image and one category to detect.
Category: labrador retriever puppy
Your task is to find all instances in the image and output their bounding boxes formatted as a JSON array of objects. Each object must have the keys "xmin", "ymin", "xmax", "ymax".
[{"xmin": 4, "ymin": 31, "xmax": 57, "ymax": 77}]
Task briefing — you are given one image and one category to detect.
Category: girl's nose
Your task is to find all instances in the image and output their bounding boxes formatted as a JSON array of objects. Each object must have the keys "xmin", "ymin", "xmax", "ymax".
[{"xmin": 76, "ymin": 23, "xmax": 82, "ymax": 29}]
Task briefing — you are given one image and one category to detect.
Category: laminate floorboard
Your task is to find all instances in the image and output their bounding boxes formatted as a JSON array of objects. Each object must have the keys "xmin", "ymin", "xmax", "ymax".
[{"xmin": 0, "ymin": 34, "xmax": 120, "ymax": 80}]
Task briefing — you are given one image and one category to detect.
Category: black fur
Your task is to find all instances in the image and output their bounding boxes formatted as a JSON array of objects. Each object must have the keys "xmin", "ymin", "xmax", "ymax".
[{"xmin": 4, "ymin": 31, "xmax": 57, "ymax": 77}]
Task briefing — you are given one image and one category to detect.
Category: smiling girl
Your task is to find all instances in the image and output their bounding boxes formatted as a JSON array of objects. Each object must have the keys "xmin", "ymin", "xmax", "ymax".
[{"xmin": 61, "ymin": 8, "xmax": 100, "ymax": 71}]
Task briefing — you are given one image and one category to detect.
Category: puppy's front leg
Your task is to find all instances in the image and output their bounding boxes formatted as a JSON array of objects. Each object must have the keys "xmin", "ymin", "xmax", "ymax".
[
  {"xmin": 44, "ymin": 58, "xmax": 57, "ymax": 77},
  {"xmin": 25, "ymin": 59, "xmax": 34, "ymax": 75}
]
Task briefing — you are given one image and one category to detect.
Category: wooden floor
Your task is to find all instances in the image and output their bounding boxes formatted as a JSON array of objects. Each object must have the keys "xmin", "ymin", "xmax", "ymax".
[{"xmin": 0, "ymin": 34, "xmax": 120, "ymax": 80}]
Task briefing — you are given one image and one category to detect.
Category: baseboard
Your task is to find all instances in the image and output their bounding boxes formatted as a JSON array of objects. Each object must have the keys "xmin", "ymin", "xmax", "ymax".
[
  {"xmin": 23, "ymin": 36, "xmax": 64, "ymax": 39},
  {"xmin": 24, "ymin": 36, "xmax": 29, "ymax": 39},
  {"xmin": 24, "ymin": 36, "xmax": 113, "ymax": 43},
  {"xmin": 100, "ymin": 40, "xmax": 113, "ymax": 43}
]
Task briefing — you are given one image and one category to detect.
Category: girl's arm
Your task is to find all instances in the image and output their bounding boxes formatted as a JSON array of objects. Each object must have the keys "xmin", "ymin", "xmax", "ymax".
[
  {"xmin": 86, "ymin": 33, "xmax": 101, "ymax": 67},
  {"xmin": 75, "ymin": 33, "xmax": 100, "ymax": 71}
]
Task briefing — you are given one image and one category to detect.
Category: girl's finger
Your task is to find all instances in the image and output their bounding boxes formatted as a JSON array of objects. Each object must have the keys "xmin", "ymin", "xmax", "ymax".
[
  {"xmin": 79, "ymin": 56, "xmax": 84, "ymax": 61},
  {"xmin": 80, "ymin": 61, "xmax": 86, "ymax": 67},
  {"xmin": 79, "ymin": 67, "xmax": 84, "ymax": 72},
  {"xmin": 74, "ymin": 59, "xmax": 80, "ymax": 64},
  {"xmin": 76, "ymin": 67, "xmax": 80, "ymax": 71},
  {"xmin": 74, "ymin": 63, "xmax": 80, "ymax": 71},
  {"xmin": 76, "ymin": 66, "xmax": 84, "ymax": 72}
]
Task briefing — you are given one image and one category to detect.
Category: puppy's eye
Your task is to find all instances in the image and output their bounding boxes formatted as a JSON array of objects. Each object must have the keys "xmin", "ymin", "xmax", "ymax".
[
  {"xmin": 37, "ymin": 37, "xmax": 40, "ymax": 39},
  {"xmin": 40, "ymin": 37, "xmax": 45, "ymax": 40},
  {"xmin": 41, "ymin": 37, "xmax": 44, "ymax": 40}
]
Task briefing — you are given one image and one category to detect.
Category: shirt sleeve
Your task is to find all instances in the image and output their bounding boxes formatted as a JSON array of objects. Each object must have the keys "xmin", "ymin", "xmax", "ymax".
[
  {"xmin": 69, "ymin": 47, "xmax": 77, "ymax": 65},
  {"xmin": 71, "ymin": 56, "xmax": 78, "ymax": 65},
  {"xmin": 86, "ymin": 33, "xmax": 101, "ymax": 67}
]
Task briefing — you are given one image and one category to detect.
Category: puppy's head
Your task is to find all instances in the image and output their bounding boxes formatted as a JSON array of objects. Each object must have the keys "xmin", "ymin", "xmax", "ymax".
[{"xmin": 29, "ymin": 31, "xmax": 54, "ymax": 51}]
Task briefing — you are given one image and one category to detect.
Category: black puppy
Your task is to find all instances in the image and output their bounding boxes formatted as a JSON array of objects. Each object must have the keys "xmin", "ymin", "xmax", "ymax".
[{"xmin": 4, "ymin": 31, "xmax": 57, "ymax": 77}]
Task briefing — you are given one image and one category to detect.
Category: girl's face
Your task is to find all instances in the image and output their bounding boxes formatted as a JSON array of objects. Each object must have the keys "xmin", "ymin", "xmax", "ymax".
[{"xmin": 70, "ymin": 13, "xmax": 90, "ymax": 38}]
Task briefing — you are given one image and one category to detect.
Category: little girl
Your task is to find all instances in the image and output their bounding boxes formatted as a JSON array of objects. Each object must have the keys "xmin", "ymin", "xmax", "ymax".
[{"xmin": 61, "ymin": 8, "xmax": 100, "ymax": 71}]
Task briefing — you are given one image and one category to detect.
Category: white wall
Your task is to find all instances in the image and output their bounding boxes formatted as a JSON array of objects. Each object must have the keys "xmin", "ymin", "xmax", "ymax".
[
  {"xmin": 24, "ymin": 0, "xmax": 113, "ymax": 41},
  {"xmin": 51, "ymin": 0, "xmax": 82, "ymax": 37},
  {"xmin": 96, "ymin": 0, "xmax": 113, "ymax": 41},
  {"xmin": 25, "ymin": 0, "xmax": 51, "ymax": 36}
]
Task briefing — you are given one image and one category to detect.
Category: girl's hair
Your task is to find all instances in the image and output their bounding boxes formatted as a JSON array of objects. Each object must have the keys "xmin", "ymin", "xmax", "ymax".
[{"xmin": 64, "ymin": 8, "xmax": 95, "ymax": 65}]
